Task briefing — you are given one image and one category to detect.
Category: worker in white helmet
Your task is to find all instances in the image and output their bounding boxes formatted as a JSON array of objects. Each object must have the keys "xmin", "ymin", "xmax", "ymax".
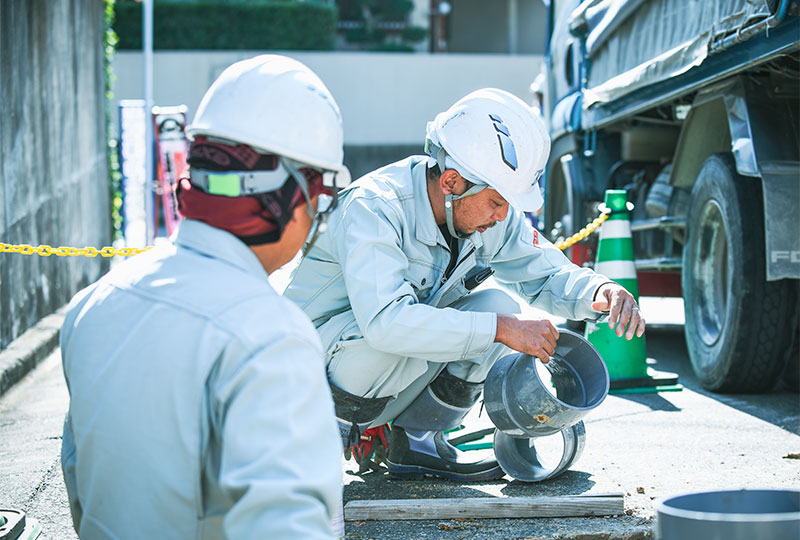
[
  {"xmin": 60, "ymin": 55, "xmax": 348, "ymax": 539},
  {"xmin": 285, "ymin": 88, "xmax": 645, "ymax": 482}
]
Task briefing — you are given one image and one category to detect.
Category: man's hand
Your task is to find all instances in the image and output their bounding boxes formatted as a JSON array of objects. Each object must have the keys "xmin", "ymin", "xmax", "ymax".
[
  {"xmin": 591, "ymin": 282, "xmax": 646, "ymax": 340},
  {"xmin": 495, "ymin": 314, "xmax": 559, "ymax": 364}
]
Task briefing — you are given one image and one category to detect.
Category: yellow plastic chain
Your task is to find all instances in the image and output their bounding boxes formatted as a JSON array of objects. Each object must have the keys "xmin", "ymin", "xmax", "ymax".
[
  {"xmin": 0, "ymin": 210, "xmax": 610, "ymax": 258},
  {"xmin": 0, "ymin": 243, "xmax": 153, "ymax": 258},
  {"xmin": 553, "ymin": 211, "xmax": 609, "ymax": 251}
]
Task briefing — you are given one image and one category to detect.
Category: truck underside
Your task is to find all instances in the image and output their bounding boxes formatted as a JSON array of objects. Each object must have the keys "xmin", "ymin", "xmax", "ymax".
[{"xmin": 542, "ymin": 0, "xmax": 800, "ymax": 393}]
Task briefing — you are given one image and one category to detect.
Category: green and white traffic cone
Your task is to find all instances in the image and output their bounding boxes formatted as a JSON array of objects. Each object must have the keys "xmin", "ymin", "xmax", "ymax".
[
  {"xmin": 0, "ymin": 508, "xmax": 41, "ymax": 540},
  {"xmin": 585, "ymin": 189, "xmax": 681, "ymax": 394}
]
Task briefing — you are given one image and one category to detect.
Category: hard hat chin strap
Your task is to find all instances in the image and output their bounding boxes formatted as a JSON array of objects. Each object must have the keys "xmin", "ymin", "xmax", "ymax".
[
  {"xmin": 282, "ymin": 157, "xmax": 342, "ymax": 257},
  {"xmin": 444, "ymin": 194, "xmax": 467, "ymax": 239},
  {"xmin": 282, "ymin": 157, "xmax": 318, "ymax": 220},
  {"xmin": 428, "ymin": 138, "xmax": 489, "ymax": 238},
  {"xmin": 444, "ymin": 180, "xmax": 489, "ymax": 239}
]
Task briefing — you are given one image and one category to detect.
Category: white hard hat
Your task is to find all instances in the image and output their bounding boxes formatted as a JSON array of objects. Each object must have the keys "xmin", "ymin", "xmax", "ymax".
[
  {"xmin": 186, "ymin": 54, "xmax": 349, "ymax": 188},
  {"xmin": 425, "ymin": 88, "xmax": 550, "ymax": 212}
]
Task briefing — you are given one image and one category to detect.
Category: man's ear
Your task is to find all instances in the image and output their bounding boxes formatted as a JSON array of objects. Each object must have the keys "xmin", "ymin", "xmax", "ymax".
[
  {"xmin": 286, "ymin": 200, "xmax": 308, "ymax": 225},
  {"xmin": 439, "ymin": 169, "xmax": 463, "ymax": 195}
]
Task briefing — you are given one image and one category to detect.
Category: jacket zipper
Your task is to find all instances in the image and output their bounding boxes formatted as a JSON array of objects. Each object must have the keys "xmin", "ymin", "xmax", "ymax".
[{"xmin": 442, "ymin": 246, "xmax": 476, "ymax": 284}]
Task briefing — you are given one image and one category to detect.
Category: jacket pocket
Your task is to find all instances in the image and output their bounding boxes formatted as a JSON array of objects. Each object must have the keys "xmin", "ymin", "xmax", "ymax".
[
  {"xmin": 434, "ymin": 278, "xmax": 471, "ymax": 308},
  {"xmin": 429, "ymin": 265, "xmax": 493, "ymax": 308},
  {"xmin": 404, "ymin": 260, "xmax": 436, "ymax": 302}
]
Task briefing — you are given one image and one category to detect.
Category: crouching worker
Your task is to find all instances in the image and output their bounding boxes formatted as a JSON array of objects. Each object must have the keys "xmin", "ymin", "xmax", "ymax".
[
  {"xmin": 60, "ymin": 55, "xmax": 349, "ymax": 539},
  {"xmin": 285, "ymin": 88, "xmax": 645, "ymax": 482}
]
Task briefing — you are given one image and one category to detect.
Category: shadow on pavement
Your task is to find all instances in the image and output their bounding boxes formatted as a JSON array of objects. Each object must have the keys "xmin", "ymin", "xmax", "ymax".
[
  {"xmin": 616, "ymin": 392, "xmax": 682, "ymax": 412},
  {"xmin": 343, "ymin": 463, "xmax": 598, "ymax": 502},
  {"xmin": 501, "ymin": 470, "xmax": 597, "ymax": 497},
  {"xmin": 646, "ymin": 327, "xmax": 799, "ymax": 435}
]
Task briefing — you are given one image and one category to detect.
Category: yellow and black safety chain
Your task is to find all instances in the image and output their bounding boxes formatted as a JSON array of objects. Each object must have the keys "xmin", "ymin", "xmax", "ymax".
[
  {"xmin": 0, "ymin": 243, "xmax": 152, "ymax": 258},
  {"xmin": 553, "ymin": 211, "xmax": 609, "ymax": 251},
  {"xmin": 0, "ymin": 209, "xmax": 610, "ymax": 258}
]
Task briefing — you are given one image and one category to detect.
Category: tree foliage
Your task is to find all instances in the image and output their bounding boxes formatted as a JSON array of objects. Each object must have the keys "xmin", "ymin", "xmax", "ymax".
[
  {"xmin": 338, "ymin": 0, "xmax": 426, "ymax": 52},
  {"xmin": 114, "ymin": 1, "xmax": 337, "ymax": 50}
]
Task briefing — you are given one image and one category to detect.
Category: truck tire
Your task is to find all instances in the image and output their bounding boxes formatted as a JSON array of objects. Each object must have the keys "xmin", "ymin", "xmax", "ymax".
[
  {"xmin": 682, "ymin": 153, "xmax": 797, "ymax": 393},
  {"xmin": 779, "ymin": 304, "xmax": 799, "ymax": 393}
]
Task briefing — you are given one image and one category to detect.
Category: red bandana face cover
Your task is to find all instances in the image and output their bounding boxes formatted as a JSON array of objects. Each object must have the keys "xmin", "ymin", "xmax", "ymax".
[{"xmin": 176, "ymin": 137, "xmax": 329, "ymax": 246}]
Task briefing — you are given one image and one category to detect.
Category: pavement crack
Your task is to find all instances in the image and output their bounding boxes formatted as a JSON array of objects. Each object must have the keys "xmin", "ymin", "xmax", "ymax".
[{"xmin": 25, "ymin": 456, "xmax": 62, "ymax": 508}]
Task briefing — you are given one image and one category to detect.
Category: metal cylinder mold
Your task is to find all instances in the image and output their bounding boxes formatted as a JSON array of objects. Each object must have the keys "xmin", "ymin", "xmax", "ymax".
[
  {"xmin": 484, "ymin": 329, "xmax": 609, "ymax": 482},
  {"xmin": 492, "ymin": 421, "xmax": 586, "ymax": 482},
  {"xmin": 484, "ymin": 329, "xmax": 609, "ymax": 438},
  {"xmin": 656, "ymin": 489, "xmax": 800, "ymax": 540}
]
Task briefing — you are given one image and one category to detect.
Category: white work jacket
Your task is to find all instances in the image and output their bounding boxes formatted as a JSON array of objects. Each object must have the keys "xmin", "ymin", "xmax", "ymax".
[
  {"xmin": 286, "ymin": 156, "xmax": 609, "ymax": 364},
  {"xmin": 60, "ymin": 220, "xmax": 341, "ymax": 540}
]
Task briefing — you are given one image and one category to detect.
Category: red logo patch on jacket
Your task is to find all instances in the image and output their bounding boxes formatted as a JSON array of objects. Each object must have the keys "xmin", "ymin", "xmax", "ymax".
[{"xmin": 533, "ymin": 229, "xmax": 539, "ymax": 247}]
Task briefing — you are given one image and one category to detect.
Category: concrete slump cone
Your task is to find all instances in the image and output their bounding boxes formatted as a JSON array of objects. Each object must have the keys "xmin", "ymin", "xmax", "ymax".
[{"xmin": 585, "ymin": 189, "xmax": 682, "ymax": 394}]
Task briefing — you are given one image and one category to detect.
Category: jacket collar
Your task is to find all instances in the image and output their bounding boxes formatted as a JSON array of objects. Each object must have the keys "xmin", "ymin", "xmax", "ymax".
[
  {"xmin": 173, "ymin": 219, "xmax": 270, "ymax": 280},
  {"xmin": 412, "ymin": 159, "xmax": 444, "ymax": 248}
]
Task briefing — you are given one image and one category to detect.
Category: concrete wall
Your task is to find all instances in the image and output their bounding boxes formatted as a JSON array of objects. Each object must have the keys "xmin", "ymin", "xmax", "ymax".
[
  {"xmin": 112, "ymin": 51, "xmax": 542, "ymax": 178},
  {"xmin": 0, "ymin": 0, "xmax": 111, "ymax": 350}
]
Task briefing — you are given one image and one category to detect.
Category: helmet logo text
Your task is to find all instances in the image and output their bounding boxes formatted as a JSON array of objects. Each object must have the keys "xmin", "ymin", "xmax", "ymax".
[{"xmin": 489, "ymin": 114, "xmax": 518, "ymax": 171}]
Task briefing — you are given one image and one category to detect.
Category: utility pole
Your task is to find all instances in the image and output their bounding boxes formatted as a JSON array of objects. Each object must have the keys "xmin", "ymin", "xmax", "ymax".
[
  {"xmin": 508, "ymin": 0, "xmax": 518, "ymax": 54},
  {"xmin": 143, "ymin": 0, "xmax": 155, "ymax": 244},
  {"xmin": 430, "ymin": 0, "xmax": 451, "ymax": 53}
]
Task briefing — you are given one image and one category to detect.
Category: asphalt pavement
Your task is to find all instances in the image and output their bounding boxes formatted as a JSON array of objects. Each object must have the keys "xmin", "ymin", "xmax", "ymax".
[
  {"xmin": 337, "ymin": 323, "xmax": 799, "ymax": 540},
  {"xmin": 0, "ymin": 350, "xmax": 76, "ymax": 539},
  {"xmin": 0, "ymin": 283, "xmax": 798, "ymax": 539}
]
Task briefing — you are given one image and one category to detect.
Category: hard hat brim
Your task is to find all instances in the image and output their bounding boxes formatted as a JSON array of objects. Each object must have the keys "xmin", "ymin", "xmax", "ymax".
[{"xmin": 496, "ymin": 182, "xmax": 544, "ymax": 213}]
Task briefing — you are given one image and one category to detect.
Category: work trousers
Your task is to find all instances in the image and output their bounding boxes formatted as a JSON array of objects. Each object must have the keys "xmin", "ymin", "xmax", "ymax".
[{"xmin": 318, "ymin": 289, "xmax": 521, "ymax": 428}]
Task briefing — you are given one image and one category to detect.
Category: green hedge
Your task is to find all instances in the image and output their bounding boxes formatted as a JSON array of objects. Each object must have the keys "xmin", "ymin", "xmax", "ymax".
[
  {"xmin": 105, "ymin": 0, "xmax": 122, "ymax": 241},
  {"xmin": 114, "ymin": 2, "xmax": 337, "ymax": 50}
]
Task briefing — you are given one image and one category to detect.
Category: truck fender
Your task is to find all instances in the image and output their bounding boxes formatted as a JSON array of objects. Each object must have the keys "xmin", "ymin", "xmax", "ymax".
[{"xmin": 670, "ymin": 76, "xmax": 800, "ymax": 280}]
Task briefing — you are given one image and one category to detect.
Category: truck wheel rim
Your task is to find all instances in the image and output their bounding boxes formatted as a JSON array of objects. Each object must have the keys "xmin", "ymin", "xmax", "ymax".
[{"xmin": 692, "ymin": 200, "xmax": 729, "ymax": 347}]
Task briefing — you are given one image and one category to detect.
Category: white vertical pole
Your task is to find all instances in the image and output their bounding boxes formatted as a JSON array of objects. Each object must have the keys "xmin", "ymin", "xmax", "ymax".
[
  {"xmin": 508, "ymin": 0, "xmax": 519, "ymax": 55},
  {"xmin": 143, "ymin": 0, "xmax": 155, "ymax": 244}
]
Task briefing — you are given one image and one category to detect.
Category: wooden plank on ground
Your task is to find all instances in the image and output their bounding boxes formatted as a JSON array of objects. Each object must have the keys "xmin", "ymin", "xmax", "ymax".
[{"xmin": 344, "ymin": 493, "xmax": 625, "ymax": 521}]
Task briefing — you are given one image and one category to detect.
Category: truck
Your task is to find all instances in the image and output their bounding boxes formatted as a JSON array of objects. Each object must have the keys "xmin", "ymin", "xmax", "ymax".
[{"xmin": 539, "ymin": 0, "xmax": 800, "ymax": 392}]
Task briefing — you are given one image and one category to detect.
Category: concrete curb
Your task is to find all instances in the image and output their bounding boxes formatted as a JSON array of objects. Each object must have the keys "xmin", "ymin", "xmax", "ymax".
[{"xmin": 0, "ymin": 306, "xmax": 67, "ymax": 397}]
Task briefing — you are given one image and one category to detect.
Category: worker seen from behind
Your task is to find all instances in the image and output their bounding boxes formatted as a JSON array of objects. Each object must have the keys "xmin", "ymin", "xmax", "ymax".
[
  {"xmin": 60, "ymin": 55, "xmax": 348, "ymax": 539},
  {"xmin": 285, "ymin": 88, "xmax": 645, "ymax": 482}
]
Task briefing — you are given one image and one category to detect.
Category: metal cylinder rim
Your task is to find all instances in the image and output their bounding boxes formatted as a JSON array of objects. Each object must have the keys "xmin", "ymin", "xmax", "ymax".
[
  {"xmin": 656, "ymin": 489, "xmax": 800, "ymax": 523},
  {"xmin": 527, "ymin": 328, "xmax": 609, "ymax": 412}
]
